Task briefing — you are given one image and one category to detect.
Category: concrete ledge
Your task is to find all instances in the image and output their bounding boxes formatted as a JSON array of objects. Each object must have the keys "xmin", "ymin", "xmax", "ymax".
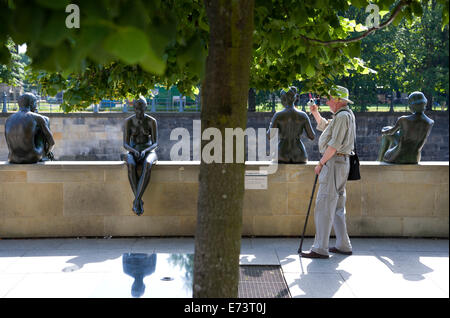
[{"xmin": 0, "ymin": 161, "xmax": 448, "ymax": 238}]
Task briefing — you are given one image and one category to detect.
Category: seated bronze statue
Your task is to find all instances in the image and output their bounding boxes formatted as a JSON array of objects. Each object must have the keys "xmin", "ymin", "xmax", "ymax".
[
  {"xmin": 267, "ymin": 86, "xmax": 315, "ymax": 163},
  {"xmin": 378, "ymin": 91, "xmax": 434, "ymax": 164},
  {"xmin": 123, "ymin": 97, "xmax": 158, "ymax": 216},
  {"xmin": 5, "ymin": 93, "xmax": 55, "ymax": 164}
]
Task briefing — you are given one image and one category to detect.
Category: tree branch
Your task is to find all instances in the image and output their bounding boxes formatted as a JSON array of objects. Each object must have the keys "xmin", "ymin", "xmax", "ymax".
[{"xmin": 300, "ymin": 0, "xmax": 412, "ymax": 46}]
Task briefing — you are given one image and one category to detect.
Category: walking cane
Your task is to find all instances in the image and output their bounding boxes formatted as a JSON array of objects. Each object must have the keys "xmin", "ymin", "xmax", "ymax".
[{"xmin": 297, "ymin": 174, "xmax": 318, "ymax": 254}]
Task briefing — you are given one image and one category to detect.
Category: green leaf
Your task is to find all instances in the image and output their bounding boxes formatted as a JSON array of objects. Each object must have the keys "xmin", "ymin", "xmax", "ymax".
[
  {"xmin": 355, "ymin": 24, "xmax": 368, "ymax": 32},
  {"xmin": 348, "ymin": 42, "xmax": 361, "ymax": 58},
  {"xmin": 0, "ymin": 44, "xmax": 10, "ymax": 64},
  {"xmin": 10, "ymin": 4, "xmax": 45, "ymax": 44},
  {"xmin": 139, "ymin": 51, "xmax": 166, "ymax": 75},
  {"xmin": 351, "ymin": 0, "xmax": 369, "ymax": 9},
  {"xmin": 411, "ymin": 1, "xmax": 423, "ymax": 16},
  {"xmin": 379, "ymin": 10, "xmax": 390, "ymax": 18},
  {"xmin": 305, "ymin": 63, "xmax": 315, "ymax": 77},
  {"xmin": 39, "ymin": 12, "xmax": 68, "ymax": 47},
  {"xmin": 393, "ymin": 10, "xmax": 406, "ymax": 26},
  {"xmin": 35, "ymin": 0, "xmax": 71, "ymax": 10},
  {"xmin": 103, "ymin": 26, "xmax": 151, "ymax": 64}
]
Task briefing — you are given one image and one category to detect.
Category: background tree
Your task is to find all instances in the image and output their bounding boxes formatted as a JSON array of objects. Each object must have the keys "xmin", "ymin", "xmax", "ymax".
[
  {"xmin": 1, "ymin": 0, "xmax": 447, "ymax": 297},
  {"xmin": 344, "ymin": 0, "xmax": 449, "ymax": 110},
  {"xmin": 0, "ymin": 39, "xmax": 26, "ymax": 86}
]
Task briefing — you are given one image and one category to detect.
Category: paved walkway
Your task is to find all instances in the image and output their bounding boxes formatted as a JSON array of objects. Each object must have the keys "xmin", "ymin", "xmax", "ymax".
[{"xmin": 0, "ymin": 237, "xmax": 448, "ymax": 298}]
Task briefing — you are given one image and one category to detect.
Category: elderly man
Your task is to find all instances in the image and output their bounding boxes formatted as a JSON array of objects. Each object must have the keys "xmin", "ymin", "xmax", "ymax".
[
  {"xmin": 301, "ymin": 86, "xmax": 356, "ymax": 259},
  {"xmin": 5, "ymin": 93, "xmax": 55, "ymax": 164}
]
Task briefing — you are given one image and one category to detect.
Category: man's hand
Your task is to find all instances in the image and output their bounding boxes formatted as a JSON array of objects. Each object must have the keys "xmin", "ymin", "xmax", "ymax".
[
  {"xmin": 308, "ymin": 99, "xmax": 318, "ymax": 113},
  {"xmin": 314, "ymin": 163, "xmax": 322, "ymax": 175}
]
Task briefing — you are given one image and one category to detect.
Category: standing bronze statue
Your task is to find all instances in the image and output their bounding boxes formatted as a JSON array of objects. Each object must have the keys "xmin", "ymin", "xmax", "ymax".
[
  {"xmin": 5, "ymin": 92, "xmax": 55, "ymax": 164},
  {"xmin": 267, "ymin": 86, "xmax": 315, "ymax": 163},
  {"xmin": 123, "ymin": 97, "xmax": 158, "ymax": 216},
  {"xmin": 378, "ymin": 91, "xmax": 434, "ymax": 164}
]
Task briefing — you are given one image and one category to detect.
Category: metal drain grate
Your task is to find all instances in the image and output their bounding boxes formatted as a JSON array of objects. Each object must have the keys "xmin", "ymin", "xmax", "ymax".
[{"xmin": 238, "ymin": 265, "xmax": 291, "ymax": 298}]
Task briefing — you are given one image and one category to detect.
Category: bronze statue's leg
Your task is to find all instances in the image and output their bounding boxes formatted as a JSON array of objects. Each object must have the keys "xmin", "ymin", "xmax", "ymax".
[
  {"xmin": 135, "ymin": 152, "xmax": 158, "ymax": 215},
  {"xmin": 378, "ymin": 132, "xmax": 400, "ymax": 162},
  {"xmin": 377, "ymin": 135, "xmax": 390, "ymax": 161},
  {"xmin": 126, "ymin": 153, "xmax": 138, "ymax": 197},
  {"xmin": 292, "ymin": 141, "xmax": 308, "ymax": 163}
]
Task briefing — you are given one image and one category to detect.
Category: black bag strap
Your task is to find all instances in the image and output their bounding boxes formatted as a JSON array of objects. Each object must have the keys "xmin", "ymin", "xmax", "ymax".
[{"xmin": 336, "ymin": 108, "xmax": 357, "ymax": 153}]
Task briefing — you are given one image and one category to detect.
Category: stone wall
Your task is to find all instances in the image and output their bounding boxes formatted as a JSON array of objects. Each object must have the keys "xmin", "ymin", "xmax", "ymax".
[
  {"xmin": 0, "ymin": 111, "xmax": 448, "ymax": 162},
  {"xmin": 0, "ymin": 161, "xmax": 448, "ymax": 238}
]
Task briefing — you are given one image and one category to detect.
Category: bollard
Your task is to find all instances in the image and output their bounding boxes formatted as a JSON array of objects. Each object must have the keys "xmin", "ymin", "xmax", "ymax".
[
  {"xmin": 179, "ymin": 96, "xmax": 184, "ymax": 112},
  {"xmin": 2, "ymin": 92, "xmax": 7, "ymax": 113}
]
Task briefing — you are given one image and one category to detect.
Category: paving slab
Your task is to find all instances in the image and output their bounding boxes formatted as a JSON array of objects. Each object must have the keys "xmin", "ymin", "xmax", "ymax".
[{"xmin": 284, "ymin": 272, "xmax": 355, "ymax": 298}]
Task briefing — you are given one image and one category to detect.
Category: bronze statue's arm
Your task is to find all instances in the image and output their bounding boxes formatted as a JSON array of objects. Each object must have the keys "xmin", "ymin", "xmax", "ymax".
[
  {"xmin": 36, "ymin": 115, "xmax": 55, "ymax": 154},
  {"xmin": 381, "ymin": 118, "xmax": 401, "ymax": 136},
  {"xmin": 123, "ymin": 119, "xmax": 140, "ymax": 157},
  {"xmin": 303, "ymin": 114, "xmax": 316, "ymax": 140},
  {"xmin": 139, "ymin": 118, "xmax": 159, "ymax": 159},
  {"xmin": 267, "ymin": 116, "xmax": 279, "ymax": 139}
]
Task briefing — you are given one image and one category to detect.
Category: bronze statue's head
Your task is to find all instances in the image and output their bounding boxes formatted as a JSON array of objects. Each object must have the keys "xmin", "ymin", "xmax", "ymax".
[
  {"xmin": 133, "ymin": 97, "xmax": 147, "ymax": 118},
  {"xmin": 408, "ymin": 91, "xmax": 427, "ymax": 113},
  {"xmin": 280, "ymin": 86, "xmax": 298, "ymax": 108},
  {"xmin": 18, "ymin": 93, "xmax": 37, "ymax": 111}
]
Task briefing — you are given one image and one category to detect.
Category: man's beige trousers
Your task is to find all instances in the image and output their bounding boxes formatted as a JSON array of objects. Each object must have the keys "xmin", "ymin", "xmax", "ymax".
[{"xmin": 311, "ymin": 155, "xmax": 353, "ymax": 256}]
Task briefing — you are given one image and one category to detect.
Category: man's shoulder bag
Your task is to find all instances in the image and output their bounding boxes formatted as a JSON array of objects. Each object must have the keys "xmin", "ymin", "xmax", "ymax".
[
  {"xmin": 340, "ymin": 109, "xmax": 360, "ymax": 181},
  {"xmin": 348, "ymin": 149, "xmax": 360, "ymax": 181}
]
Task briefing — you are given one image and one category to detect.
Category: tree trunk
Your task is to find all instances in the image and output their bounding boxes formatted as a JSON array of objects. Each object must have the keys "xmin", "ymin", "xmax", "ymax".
[
  {"xmin": 248, "ymin": 88, "xmax": 256, "ymax": 112},
  {"xmin": 389, "ymin": 90, "xmax": 394, "ymax": 113},
  {"xmin": 424, "ymin": 91, "xmax": 433, "ymax": 111},
  {"xmin": 193, "ymin": 0, "xmax": 254, "ymax": 298}
]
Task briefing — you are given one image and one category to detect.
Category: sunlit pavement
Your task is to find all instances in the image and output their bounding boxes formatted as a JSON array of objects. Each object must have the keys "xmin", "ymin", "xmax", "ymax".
[{"xmin": 0, "ymin": 237, "xmax": 448, "ymax": 298}]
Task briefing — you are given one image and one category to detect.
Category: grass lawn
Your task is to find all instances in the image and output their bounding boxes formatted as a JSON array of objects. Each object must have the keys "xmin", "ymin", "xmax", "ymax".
[
  {"xmin": 254, "ymin": 103, "xmax": 444, "ymax": 112},
  {"xmin": 3, "ymin": 102, "xmax": 446, "ymax": 113}
]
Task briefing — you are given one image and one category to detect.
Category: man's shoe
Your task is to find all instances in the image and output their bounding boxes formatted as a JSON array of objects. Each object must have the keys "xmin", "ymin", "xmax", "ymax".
[
  {"xmin": 329, "ymin": 247, "xmax": 352, "ymax": 255},
  {"xmin": 300, "ymin": 251, "xmax": 329, "ymax": 259}
]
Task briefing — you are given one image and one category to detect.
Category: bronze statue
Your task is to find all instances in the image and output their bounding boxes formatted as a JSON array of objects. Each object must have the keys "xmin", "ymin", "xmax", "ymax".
[
  {"xmin": 123, "ymin": 97, "xmax": 158, "ymax": 216},
  {"xmin": 267, "ymin": 86, "xmax": 315, "ymax": 163},
  {"xmin": 5, "ymin": 93, "xmax": 55, "ymax": 164},
  {"xmin": 378, "ymin": 91, "xmax": 434, "ymax": 164}
]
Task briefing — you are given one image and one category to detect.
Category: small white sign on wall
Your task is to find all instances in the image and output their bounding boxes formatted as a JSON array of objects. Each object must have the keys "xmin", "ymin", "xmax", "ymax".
[{"xmin": 245, "ymin": 170, "xmax": 268, "ymax": 190}]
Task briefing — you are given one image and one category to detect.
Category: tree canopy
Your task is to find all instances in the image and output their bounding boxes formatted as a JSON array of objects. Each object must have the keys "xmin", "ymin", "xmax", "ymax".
[{"xmin": 2, "ymin": 0, "xmax": 445, "ymax": 111}]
